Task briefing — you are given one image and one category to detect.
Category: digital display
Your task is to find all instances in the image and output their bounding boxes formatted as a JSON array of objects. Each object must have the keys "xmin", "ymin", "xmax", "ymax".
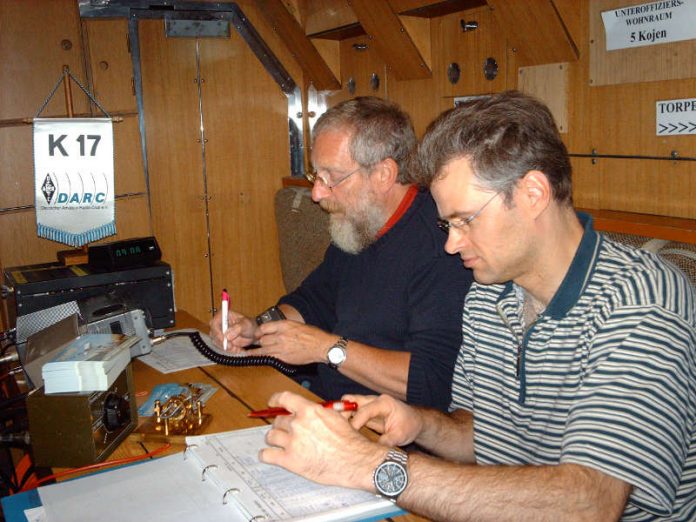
[{"xmin": 114, "ymin": 246, "xmax": 143, "ymax": 257}]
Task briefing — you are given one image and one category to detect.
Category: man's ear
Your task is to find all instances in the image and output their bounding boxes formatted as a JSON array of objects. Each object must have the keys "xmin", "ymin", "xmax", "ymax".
[
  {"xmin": 519, "ymin": 170, "xmax": 551, "ymax": 218},
  {"xmin": 371, "ymin": 158, "xmax": 399, "ymax": 193}
]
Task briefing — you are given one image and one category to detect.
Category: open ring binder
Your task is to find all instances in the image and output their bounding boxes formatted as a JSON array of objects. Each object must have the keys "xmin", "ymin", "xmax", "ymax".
[
  {"xmin": 201, "ymin": 464, "xmax": 219, "ymax": 481},
  {"xmin": 27, "ymin": 425, "xmax": 403, "ymax": 521}
]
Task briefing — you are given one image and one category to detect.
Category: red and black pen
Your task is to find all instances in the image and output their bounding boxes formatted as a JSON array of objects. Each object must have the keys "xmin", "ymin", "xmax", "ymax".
[{"xmin": 248, "ymin": 400, "xmax": 358, "ymax": 418}]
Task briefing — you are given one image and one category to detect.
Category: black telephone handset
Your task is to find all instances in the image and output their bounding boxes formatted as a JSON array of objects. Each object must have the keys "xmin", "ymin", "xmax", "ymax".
[
  {"xmin": 164, "ymin": 306, "xmax": 295, "ymax": 374},
  {"xmin": 255, "ymin": 306, "xmax": 286, "ymax": 325}
]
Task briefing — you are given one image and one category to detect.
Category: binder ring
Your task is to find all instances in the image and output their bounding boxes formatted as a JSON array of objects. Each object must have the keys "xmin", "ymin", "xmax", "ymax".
[
  {"xmin": 222, "ymin": 488, "xmax": 240, "ymax": 505},
  {"xmin": 183, "ymin": 444, "xmax": 198, "ymax": 460},
  {"xmin": 201, "ymin": 464, "xmax": 218, "ymax": 481}
]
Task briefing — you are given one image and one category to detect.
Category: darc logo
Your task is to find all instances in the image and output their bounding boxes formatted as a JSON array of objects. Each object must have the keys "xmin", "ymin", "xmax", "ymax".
[{"xmin": 41, "ymin": 173, "xmax": 108, "ymax": 206}]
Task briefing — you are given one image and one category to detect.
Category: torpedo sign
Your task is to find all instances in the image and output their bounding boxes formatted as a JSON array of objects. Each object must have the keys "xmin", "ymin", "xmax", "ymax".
[{"xmin": 656, "ymin": 98, "xmax": 696, "ymax": 135}]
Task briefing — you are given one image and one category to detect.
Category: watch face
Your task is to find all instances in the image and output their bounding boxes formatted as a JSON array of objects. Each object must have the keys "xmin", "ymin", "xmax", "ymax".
[
  {"xmin": 328, "ymin": 346, "xmax": 346, "ymax": 365},
  {"xmin": 375, "ymin": 462, "xmax": 407, "ymax": 497}
]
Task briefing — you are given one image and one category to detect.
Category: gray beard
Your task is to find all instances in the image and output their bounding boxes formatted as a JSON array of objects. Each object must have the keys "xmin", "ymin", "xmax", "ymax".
[{"xmin": 328, "ymin": 201, "xmax": 386, "ymax": 254}]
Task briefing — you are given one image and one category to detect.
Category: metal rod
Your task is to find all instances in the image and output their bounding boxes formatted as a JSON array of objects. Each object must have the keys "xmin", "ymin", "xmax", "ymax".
[
  {"xmin": 0, "ymin": 192, "xmax": 148, "ymax": 215},
  {"xmin": 570, "ymin": 152, "xmax": 696, "ymax": 162}
]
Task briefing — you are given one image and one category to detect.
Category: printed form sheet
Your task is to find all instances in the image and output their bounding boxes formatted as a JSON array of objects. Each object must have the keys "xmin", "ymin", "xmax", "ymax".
[{"xmin": 186, "ymin": 426, "xmax": 396, "ymax": 521}]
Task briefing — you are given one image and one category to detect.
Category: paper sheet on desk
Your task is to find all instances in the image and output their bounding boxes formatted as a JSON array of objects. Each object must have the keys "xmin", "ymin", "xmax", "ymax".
[{"xmin": 138, "ymin": 330, "xmax": 216, "ymax": 373}]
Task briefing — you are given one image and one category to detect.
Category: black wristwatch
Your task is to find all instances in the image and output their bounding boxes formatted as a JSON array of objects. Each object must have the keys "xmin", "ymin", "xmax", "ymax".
[
  {"xmin": 326, "ymin": 336, "xmax": 348, "ymax": 370},
  {"xmin": 373, "ymin": 448, "xmax": 409, "ymax": 501}
]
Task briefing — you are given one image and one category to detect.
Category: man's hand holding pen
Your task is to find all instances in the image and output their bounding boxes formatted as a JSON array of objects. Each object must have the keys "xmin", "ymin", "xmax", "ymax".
[
  {"xmin": 259, "ymin": 391, "xmax": 388, "ymax": 492},
  {"xmin": 209, "ymin": 306, "xmax": 258, "ymax": 351}
]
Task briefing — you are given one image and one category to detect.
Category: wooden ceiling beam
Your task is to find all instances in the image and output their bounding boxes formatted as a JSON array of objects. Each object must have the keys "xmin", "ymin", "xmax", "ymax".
[
  {"xmin": 487, "ymin": 0, "xmax": 579, "ymax": 65},
  {"xmin": 347, "ymin": 0, "xmax": 432, "ymax": 80},
  {"xmin": 258, "ymin": 1, "xmax": 341, "ymax": 90}
]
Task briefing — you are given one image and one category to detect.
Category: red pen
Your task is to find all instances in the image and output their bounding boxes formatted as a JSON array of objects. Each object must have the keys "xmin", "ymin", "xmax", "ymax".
[{"xmin": 248, "ymin": 400, "xmax": 358, "ymax": 418}]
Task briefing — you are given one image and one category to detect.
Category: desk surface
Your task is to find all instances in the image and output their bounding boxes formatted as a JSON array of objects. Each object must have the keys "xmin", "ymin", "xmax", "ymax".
[{"xmin": 119, "ymin": 311, "xmax": 426, "ymax": 522}]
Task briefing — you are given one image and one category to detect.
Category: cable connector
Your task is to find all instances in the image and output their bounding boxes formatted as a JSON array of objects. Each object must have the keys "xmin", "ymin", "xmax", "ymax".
[{"xmin": 0, "ymin": 432, "xmax": 30, "ymax": 445}]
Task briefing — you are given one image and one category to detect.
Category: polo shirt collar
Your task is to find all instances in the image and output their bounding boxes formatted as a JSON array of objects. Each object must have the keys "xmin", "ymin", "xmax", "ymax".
[{"xmin": 500, "ymin": 212, "xmax": 601, "ymax": 319}]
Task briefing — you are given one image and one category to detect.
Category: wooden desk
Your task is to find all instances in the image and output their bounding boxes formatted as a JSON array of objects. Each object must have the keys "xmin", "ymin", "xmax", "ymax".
[{"xmin": 115, "ymin": 311, "xmax": 426, "ymax": 522}]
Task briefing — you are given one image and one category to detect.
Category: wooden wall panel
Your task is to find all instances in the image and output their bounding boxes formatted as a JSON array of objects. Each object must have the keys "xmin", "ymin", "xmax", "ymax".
[
  {"xmin": 389, "ymin": 75, "xmax": 443, "ymax": 138},
  {"xmin": 113, "ymin": 116, "xmax": 147, "ymax": 195},
  {"xmin": 518, "ymin": 62, "xmax": 569, "ymax": 133},
  {"xmin": 83, "ymin": 19, "xmax": 137, "ymax": 113},
  {"xmin": 587, "ymin": 80, "xmax": 696, "ymax": 157},
  {"xmin": 331, "ymin": 35, "xmax": 388, "ymax": 106},
  {"xmin": 139, "ymin": 20, "xmax": 212, "ymax": 321},
  {"xmin": 0, "ymin": 126, "xmax": 33, "ymax": 209},
  {"xmin": 432, "ymin": 6, "xmax": 507, "ymax": 98},
  {"xmin": 571, "ymin": 157, "xmax": 601, "ymax": 210},
  {"xmin": 0, "ymin": 0, "xmax": 89, "ymax": 120},
  {"xmin": 598, "ymin": 159, "xmax": 695, "ymax": 219},
  {"xmin": 201, "ymin": 35, "xmax": 287, "ymax": 320},
  {"xmin": 589, "ymin": 0, "xmax": 696, "ymax": 86}
]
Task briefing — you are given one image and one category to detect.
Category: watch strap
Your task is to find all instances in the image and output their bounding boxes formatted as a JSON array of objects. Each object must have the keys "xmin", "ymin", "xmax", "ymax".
[{"xmin": 374, "ymin": 447, "xmax": 409, "ymax": 501}]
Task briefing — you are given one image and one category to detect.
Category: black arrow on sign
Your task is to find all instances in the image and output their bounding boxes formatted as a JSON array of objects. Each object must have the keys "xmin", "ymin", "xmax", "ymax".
[{"xmin": 658, "ymin": 124, "xmax": 668, "ymax": 134}]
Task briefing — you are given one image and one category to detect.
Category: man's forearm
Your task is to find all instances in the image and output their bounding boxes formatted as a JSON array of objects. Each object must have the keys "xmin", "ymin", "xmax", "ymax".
[
  {"xmin": 413, "ymin": 408, "xmax": 476, "ymax": 462},
  {"xmin": 278, "ymin": 304, "xmax": 304, "ymax": 323},
  {"xmin": 338, "ymin": 341, "xmax": 410, "ymax": 401},
  {"xmin": 400, "ymin": 457, "xmax": 631, "ymax": 522}
]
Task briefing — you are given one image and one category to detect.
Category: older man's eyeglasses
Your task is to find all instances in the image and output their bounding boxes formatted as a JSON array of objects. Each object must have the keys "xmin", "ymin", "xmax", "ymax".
[
  {"xmin": 305, "ymin": 166, "xmax": 363, "ymax": 190},
  {"xmin": 437, "ymin": 192, "xmax": 500, "ymax": 234}
]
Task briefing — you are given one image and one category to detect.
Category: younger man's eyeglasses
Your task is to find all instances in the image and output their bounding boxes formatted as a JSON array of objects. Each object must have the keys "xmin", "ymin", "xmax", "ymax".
[{"xmin": 437, "ymin": 192, "xmax": 500, "ymax": 234}]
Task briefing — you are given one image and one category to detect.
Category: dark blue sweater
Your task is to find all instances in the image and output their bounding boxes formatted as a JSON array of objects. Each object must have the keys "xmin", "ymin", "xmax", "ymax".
[{"xmin": 279, "ymin": 189, "xmax": 472, "ymax": 411}]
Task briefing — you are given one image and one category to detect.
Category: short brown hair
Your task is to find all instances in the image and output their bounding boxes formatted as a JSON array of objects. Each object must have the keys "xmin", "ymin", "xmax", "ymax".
[{"xmin": 409, "ymin": 91, "xmax": 572, "ymax": 205}]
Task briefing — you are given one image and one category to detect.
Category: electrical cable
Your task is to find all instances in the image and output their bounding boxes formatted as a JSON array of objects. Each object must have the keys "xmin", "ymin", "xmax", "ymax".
[
  {"xmin": 162, "ymin": 331, "xmax": 297, "ymax": 376},
  {"xmin": 20, "ymin": 442, "xmax": 172, "ymax": 491}
]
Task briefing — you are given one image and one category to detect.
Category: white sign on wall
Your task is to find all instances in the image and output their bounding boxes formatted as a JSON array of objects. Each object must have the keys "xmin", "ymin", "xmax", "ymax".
[
  {"xmin": 601, "ymin": 0, "xmax": 696, "ymax": 51},
  {"xmin": 656, "ymin": 98, "xmax": 696, "ymax": 135}
]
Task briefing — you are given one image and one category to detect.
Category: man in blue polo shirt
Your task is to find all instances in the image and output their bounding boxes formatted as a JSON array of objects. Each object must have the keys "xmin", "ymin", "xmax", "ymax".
[{"xmin": 257, "ymin": 91, "xmax": 695, "ymax": 521}]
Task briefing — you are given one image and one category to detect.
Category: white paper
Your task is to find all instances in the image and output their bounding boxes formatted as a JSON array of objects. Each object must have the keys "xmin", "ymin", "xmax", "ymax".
[
  {"xmin": 138, "ymin": 331, "xmax": 216, "ymax": 373},
  {"xmin": 185, "ymin": 426, "xmax": 397, "ymax": 521}
]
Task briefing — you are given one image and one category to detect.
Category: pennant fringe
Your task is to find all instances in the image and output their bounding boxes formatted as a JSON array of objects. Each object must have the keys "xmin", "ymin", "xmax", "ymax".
[{"xmin": 37, "ymin": 221, "xmax": 116, "ymax": 247}]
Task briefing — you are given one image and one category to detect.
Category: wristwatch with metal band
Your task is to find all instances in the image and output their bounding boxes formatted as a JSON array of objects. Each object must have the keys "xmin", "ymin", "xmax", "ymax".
[
  {"xmin": 326, "ymin": 336, "xmax": 348, "ymax": 370},
  {"xmin": 373, "ymin": 448, "xmax": 409, "ymax": 501}
]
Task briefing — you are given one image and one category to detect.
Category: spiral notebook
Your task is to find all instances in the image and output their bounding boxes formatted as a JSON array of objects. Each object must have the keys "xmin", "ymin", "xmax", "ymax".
[{"xmin": 35, "ymin": 426, "xmax": 403, "ymax": 522}]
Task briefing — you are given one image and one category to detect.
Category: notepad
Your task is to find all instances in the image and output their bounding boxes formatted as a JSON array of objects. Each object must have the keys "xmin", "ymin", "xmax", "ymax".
[{"xmin": 37, "ymin": 425, "xmax": 403, "ymax": 522}]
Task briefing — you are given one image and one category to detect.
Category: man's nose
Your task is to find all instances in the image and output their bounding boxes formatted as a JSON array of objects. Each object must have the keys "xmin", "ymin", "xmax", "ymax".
[
  {"xmin": 444, "ymin": 229, "xmax": 469, "ymax": 255},
  {"xmin": 311, "ymin": 181, "xmax": 330, "ymax": 202}
]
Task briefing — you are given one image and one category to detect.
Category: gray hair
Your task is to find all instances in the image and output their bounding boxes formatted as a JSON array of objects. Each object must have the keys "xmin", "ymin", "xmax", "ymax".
[
  {"xmin": 409, "ymin": 90, "xmax": 572, "ymax": 205},
  {"xmin": 312, "ymin": 96, "xmax": 416, "ymax": 183}
]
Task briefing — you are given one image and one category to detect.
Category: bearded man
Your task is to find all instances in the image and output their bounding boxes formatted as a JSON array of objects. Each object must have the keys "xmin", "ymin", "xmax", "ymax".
[{"xmin": 210, "ymin": 97, "xmax": 472, "ymax": 409}]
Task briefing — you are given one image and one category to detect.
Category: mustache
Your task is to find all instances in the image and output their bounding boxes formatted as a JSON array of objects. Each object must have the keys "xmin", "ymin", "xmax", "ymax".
[{"xmin": 320, "ymin": 200, "xmax": 343, "ymax": 213}]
